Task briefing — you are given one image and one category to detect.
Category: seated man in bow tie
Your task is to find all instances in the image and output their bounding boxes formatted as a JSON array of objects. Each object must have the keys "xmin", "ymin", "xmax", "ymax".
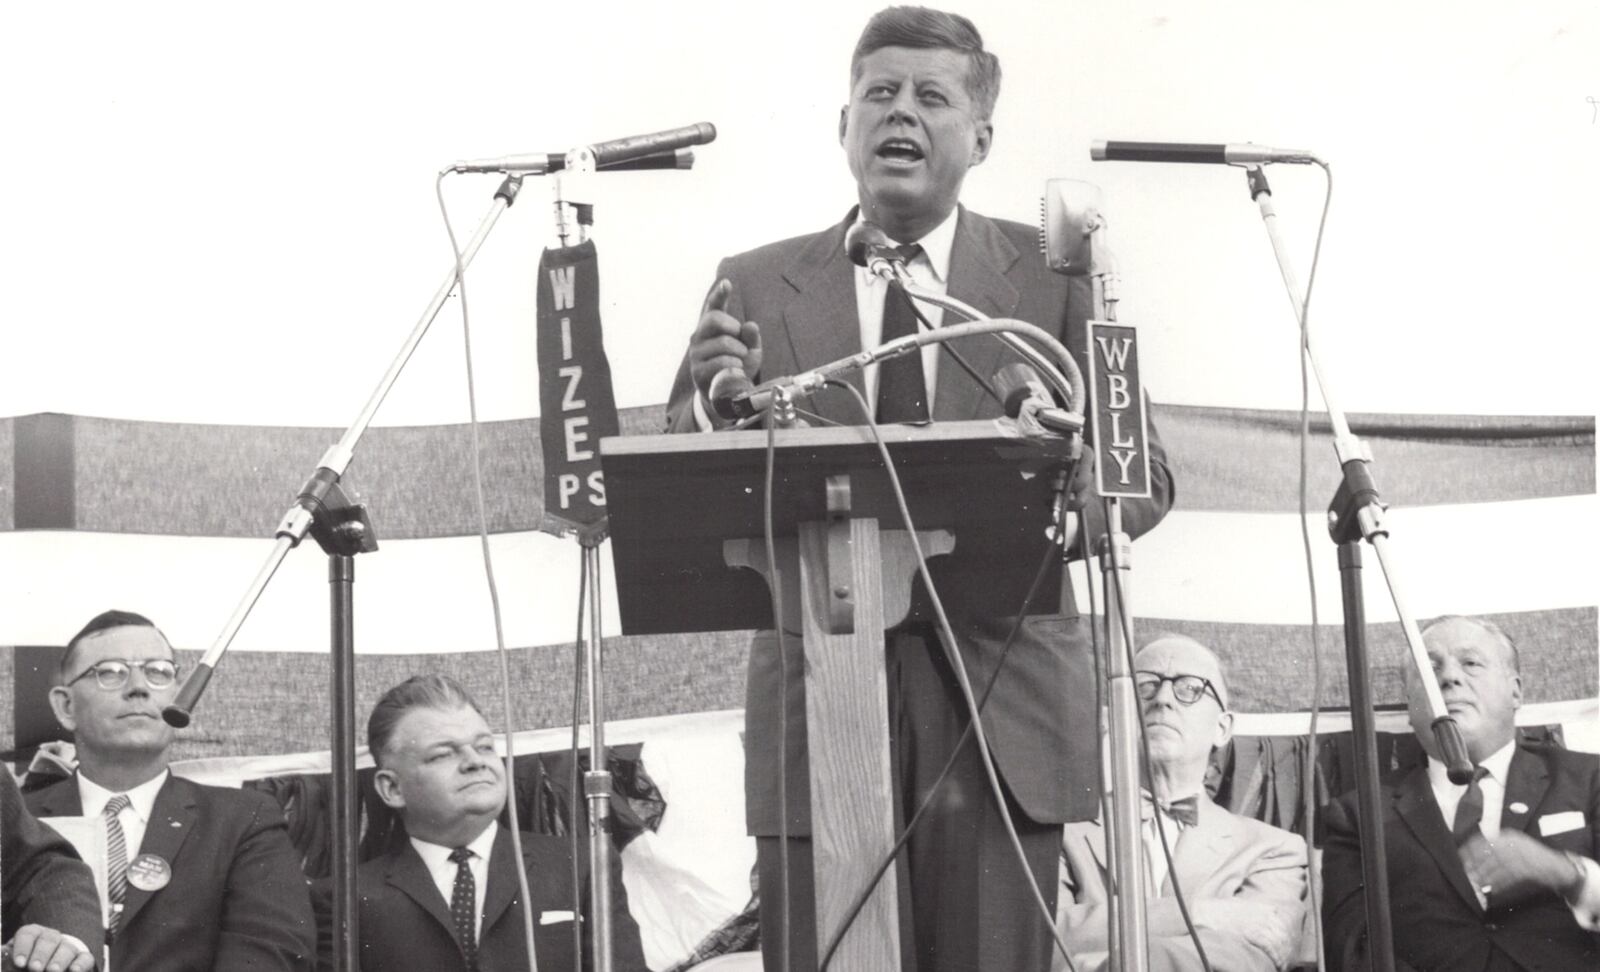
[
  {"xmin": 320, "ymin": 674, "xmax": 647, "ymax": 972},
  {"xmin": 1055, "ymin": 634, "xmax": 1308, "ymax": 972},
  {"xmin": 1322, "ymin": 616, "xmax": 1599, "ymax": 971}
]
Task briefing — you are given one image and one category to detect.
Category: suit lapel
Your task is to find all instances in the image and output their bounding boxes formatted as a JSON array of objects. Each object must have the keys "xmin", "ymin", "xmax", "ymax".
[
  {"xmin": 936, "ymin": 208, "xmax": 1020, "ymax": 421},
  {"xmin": 780, "ymin": 213, "xmax": 865, "ymax": 424},
  {"xmin": 1164, "ymin": 797, "xmax": 1232, "ymax": 897},
  {"xmin": 118, "ymin": 775, "xmax": 197, "ymax": 932},
  {"xmin": 1499, "ymin": 744, "xmax": 1550, "ymax": 834},
  {"xmin": 480, "ymin": 827, "xmax": 520, "ymax": 935},
  {"xmin": 1394, "ymin": 765, "xmax": 1482, "ymax": 913},
  {"xmin": 386, "ymin": 842, "xmax": 464, "ymax": 954}
]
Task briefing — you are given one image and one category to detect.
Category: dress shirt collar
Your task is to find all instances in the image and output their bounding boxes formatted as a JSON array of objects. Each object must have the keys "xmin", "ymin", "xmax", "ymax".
[
  {"xmin": 410, "ymin": 818, "xmax": 498, "ymax": 873},
  {"xmin": 78, "ymin": 767, "xmax": 168, "ymax": 824},
  {"xmin": 1427, "ymin": 739, "xmax": 1515, "ymax": 791}
]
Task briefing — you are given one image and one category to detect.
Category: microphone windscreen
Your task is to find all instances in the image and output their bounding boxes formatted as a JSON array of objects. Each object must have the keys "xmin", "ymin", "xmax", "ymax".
[
  {"xmin": 993, "ymin": 362, "xmax": 1049, "ymax": 419},
  {"xmin": 708, "ymin": 366, "xmax": 754, "ymax": 421},
  {"xmin": 844, "ymin": 221, "xmax": 892, "ymax": 268}
]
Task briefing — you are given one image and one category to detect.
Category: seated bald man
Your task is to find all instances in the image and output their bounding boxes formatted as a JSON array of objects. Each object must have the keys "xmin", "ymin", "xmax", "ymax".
[
  {"xmin": 1055, "ymin": 635, "xmax": 1308, "ymax": 971},
  {"xmin": 1322, "ymin": 615, "xmax": 1599, "ymax": 971}
]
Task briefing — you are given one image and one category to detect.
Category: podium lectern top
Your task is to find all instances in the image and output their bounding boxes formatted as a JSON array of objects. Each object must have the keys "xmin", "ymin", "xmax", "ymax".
[{"xmin": 600, "ymin": 418, "xmax": 1074, "ymax": 635}]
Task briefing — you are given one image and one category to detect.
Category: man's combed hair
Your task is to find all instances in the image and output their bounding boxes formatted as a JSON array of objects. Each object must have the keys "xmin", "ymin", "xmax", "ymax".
[
  {"xmin": 60, "ymin": 609, "xmax": 167, "ymax": 681},
  {"xmin": 852, "ymin": 6, "xmax": 1002, "ymax": 120},
  {"xmin": 1423, "ymin": 615, "xmax": 1522, "ymax": 674},
  {"xmin": 367, "ymin": 674, "xmax": 487, "ymax": 767}
]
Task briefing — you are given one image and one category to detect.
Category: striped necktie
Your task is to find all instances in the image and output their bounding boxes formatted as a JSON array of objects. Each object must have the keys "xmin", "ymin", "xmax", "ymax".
[
  {"xmin": 448, "ymin": 846, "xmax": 478, "ymax": 971},
  {"xmin": 104, "ymin": 794, "xmax": 132, "ymax": 935}
]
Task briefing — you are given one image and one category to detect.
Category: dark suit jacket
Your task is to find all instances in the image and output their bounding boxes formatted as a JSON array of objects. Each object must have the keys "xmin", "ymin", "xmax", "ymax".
[
  {"xmin": 27, "ymin": 773, "xmax": 315, "ymax": 972},
  {"xmin": 1322, "ymin": 742, "xmax": 1600, "ymax": 971},
  {"xmin": 316, "ymin": 826, "xmax": 647, "ymax": 972},
  {"xmin": 2, "ymin": 770, "xmax": 104, "ymax": 961},
  {"xmin": 665, "ymin": 207, "xmax": 1175, "ymax": 834},
  {"xmin": 1059, "ymin": 795, "xmax": 1308, "ymax": 971}
]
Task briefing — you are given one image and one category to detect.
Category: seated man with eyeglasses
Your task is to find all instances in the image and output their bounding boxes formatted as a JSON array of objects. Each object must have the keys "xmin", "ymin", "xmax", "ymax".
[
  {"xmin": 1054, "ymin": 634, "xmax": 1308, "ymax": 972},
  {"xmin": 26, "ymin": 610, "xmax": 315, "ymax": 972}
]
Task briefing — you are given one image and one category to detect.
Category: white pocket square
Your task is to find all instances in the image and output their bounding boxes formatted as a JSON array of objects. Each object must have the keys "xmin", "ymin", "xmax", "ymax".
[
  {"xmin": 1538, "ymin": 810, "xmax": 1585, "ymax": 837},
  {"xmin": 540, "ymin": 910, "xmax": 576, "ymax": 926}
]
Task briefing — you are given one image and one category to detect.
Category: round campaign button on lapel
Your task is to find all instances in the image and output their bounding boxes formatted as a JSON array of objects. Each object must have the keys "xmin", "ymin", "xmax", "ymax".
[{"xmin": 127, "ymin": 853, "xmax": 172, "ymax": 892}]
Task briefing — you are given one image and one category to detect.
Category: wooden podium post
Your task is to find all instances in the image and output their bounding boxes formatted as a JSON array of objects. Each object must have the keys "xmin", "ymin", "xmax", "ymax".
[{"xmin": 601, "ymin": 420, "xmax": 1071, "ymax": 970}]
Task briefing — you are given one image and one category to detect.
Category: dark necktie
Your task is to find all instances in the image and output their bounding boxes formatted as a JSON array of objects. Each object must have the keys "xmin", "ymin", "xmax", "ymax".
[
  {"xmin": 874, "ymin": 244, "xmax": 928, "ymax": 424},
  {"xmin": 104, "ymin": 794, "xmax": 131, "ymax": 937},
  {"xmin": 1453, "ymin": 765, "xmax": 1490, "ymax": 845},
  {"xmin": 1144, "ymin": 793, "xmax": 1199, "ymax": 827},
  {"xmin": 448, "ymin": 847, "xmax": 478, "ymax": 970}
]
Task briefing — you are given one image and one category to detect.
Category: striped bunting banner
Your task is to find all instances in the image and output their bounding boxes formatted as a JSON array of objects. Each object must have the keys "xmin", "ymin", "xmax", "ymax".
[{"xmin": 2, "ymin": 405, "xmax": 1594, "ymax": 759}]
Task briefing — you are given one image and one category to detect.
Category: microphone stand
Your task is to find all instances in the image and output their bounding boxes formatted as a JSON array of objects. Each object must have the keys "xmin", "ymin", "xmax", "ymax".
[
  {"xmin": 553, "ymin": 163, "xmax": 615, "ymax": 972},
  {"xmin": 161, "ymin": 173, "xmax": 528, "ymax": 972},
  {"xmin": 1242, "ymin": 164, "xmax": 1473, "ymax": 972}
]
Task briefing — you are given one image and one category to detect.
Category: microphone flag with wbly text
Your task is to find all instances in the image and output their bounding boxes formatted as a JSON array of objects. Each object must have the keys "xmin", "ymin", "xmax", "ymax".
[{"xmin": 536, "ymin": 241, "xmax": 618, "ymax": 541}]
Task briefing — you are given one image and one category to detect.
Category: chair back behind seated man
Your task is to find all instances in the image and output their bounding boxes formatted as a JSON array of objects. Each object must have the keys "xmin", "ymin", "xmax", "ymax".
[
  {"xmin": 25, "ymin": 609, "xmax": 316, "ymax": 972},
  {"xmin": 1321, "ymin": 615, "xmax": 1600, "ymax": 971},
  {"xmin": 316, "ymin": 674, "xmax": 648, "ymax": 971},
  {"xmin": 1056, "ymin": 634, "xmax": 1308, "ymax": 971}
]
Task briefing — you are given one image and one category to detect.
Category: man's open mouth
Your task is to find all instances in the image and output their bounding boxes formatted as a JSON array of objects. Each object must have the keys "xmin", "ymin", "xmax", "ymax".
[{"xmin": 876, "ymin": 139, "xmax": 925, "ymax": 162}]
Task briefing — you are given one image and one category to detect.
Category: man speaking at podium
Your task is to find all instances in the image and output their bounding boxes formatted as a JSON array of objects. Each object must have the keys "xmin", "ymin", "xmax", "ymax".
[{"xmin": 665, "ymin": 7, "xmax": 1174, "ymax": 970}]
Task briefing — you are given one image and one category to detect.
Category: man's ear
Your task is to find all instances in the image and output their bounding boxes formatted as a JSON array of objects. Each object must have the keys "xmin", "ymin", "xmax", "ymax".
[
  {"xmin": 374, "ymin": 768, "xmax": 405, "ymax": 810},
  {"xmin": 1212, "ymin": 710, "xmax": 1235, "ymax": 751},
  {"xmin": 838, "ymin": 106, "xmax": 850, "ymax": 145},
  {"xmin": 48, "ymin": 686, "xmax": 76, "ymax": 733},
  {"xmin": 1510, "ymin": 674, "xmax": 1524, "ymax": 711},
  {"xmin": 969, "ymin": 121, "xmax": 993, "ymax": 167}
]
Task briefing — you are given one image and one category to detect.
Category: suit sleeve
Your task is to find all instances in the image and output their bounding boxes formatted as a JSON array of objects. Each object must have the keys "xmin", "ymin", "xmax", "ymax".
[
  {"xmin": 1, "ymin": 771, "xmax": 105, "ymax": 960},
  {"xmin": 665, "ymin": 259, "xmax": 745, "ymax": 434},
  {"xmin": 1319, "ymin": 793, "xmax": 1372, "ymax": 972},
  {"xmin": 1058, "ymin": 826, "xmax": 1307, "ymax": 972},
  {"xmin": 215, "ymin": 790, "xmax": 316, "ymax": 971}
]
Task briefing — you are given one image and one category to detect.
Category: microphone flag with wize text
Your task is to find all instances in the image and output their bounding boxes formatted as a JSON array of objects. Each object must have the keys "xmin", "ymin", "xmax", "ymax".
[
  {"xmin": 1087, "ymin": 320, "xmax": 1152, "ymax": 499},
  {"xmin": 536, "ymin": 241, "xmax": 618, "ymax": 542}
]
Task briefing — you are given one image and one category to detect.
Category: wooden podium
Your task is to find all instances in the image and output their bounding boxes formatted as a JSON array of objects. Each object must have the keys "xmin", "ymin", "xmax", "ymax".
[{"xmin": 601, "ymin": 419, "xmax": 1072, "ymax": 970}]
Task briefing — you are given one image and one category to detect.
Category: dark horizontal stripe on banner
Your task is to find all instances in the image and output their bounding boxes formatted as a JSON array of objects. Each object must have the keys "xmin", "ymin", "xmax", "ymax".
[
  {"xmin": 1147, "ymin": 606, "xmax": 1596, "ymax": 714},
  {"xmin": 4, "ymin": 630, "xmax": 751, "ymax": 762},
  {"xmin": 1156, "ymin": 405, "xmax": 1594, "ymax": 512},
  {"xmin": 4, "ymin": 607, "xmax": 1589, "ymax": 760},
  {"xmin": 1, "ymin": 407, "xmax": 1592, "ymax": 538}
]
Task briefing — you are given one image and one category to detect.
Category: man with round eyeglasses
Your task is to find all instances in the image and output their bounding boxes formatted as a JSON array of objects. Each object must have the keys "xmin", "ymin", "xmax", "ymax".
[
  {"xmin": 26, "ymin": 609, "xmax": 315, "ymax": 972},
  {"xmin": 1055, "ymin": 634, "xmax": 1309, "ymax": 971}
]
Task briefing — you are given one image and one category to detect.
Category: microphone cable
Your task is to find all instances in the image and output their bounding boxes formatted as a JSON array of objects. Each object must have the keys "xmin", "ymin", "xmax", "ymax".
[
  {"xmin": 810, "ymin": 380, "xmax": 1078, "ymax": 972},
  {"xmin": 1292, "ymin": 158, "xmax": 1335, "ymax": 968},
  {"xmin": 436, "ymin": 171, "xmax": 543, "ymax": 972}
]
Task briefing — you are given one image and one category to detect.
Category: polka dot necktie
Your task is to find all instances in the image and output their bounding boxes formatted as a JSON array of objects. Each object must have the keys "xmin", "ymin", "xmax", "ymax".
[
  {"xmin": 104, "ymin": 794, "xmax": 131, "ymax": 937},
  {"xmin": 874, "ymin": 244, "xmax": 929, "ymax": 424},
  {"xmin": 448, "ymin": 847, "xmax": 478, "ymax": 970}
]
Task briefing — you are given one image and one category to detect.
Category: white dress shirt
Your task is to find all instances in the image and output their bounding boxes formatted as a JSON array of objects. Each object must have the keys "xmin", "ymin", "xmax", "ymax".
[
  {"xmin": 410, "ymin": 820, "xmax": 498, "ymax": 941},
  {"xmin": 77, "ymin": 769, "xmax": 168, "ymax": 926}
]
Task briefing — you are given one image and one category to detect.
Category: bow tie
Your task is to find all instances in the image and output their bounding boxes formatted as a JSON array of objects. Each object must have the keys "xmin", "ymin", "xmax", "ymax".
[{"xmin": 1144, "ymin": 793, "xmax": 1200, "ymax": 827}]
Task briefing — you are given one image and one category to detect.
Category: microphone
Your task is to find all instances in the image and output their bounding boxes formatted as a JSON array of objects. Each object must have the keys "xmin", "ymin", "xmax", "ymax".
[
  {"xmin": 450, "ymin": 147, "xmax": 696, "ymax": 175},
  {"xmin": 994, "ymin": 362, "xmax": 1083, "ymax": 436},
  {"xmin": 583, "ymin": 122, "xmax": 716, "ymax": 167},
  {"xmin": 845, "ymin": 221, "xmax": 908, "ymax": 281},
  {"xmin": 1090, "ymin": 140, "xmax": 1315, "ymax": 165},
  {"xmin": 708, "ymin": 366, "xmax": 754, "ymax": 421},
  {"xmin": 1040, "ymin": 179, "xmax": 1106, "ymax": 277}
]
